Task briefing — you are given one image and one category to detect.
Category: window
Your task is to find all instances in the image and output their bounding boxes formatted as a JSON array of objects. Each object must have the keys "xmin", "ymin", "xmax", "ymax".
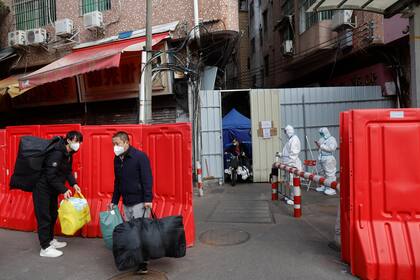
[
  {"xmin": 251, "ymin": 38, "xmax": 255, "ymax": 53},
  {"xmin": 264, "ymin": 55, "xmax": 269, "ymax": 76},
  {"xmin": 283, "ymin": 25, "xmax": 293, "ymax": 41},
  {"xmin": 263, "ymin": 10, "xmax": 268, "ymax": 33},
  {"xmin": 81, "ymin": 0, "xmax": 111, "ymax": 15},
  {"xmin": 13, "ymin": 0, "xmax": 56, "ymax": 30},
  {"xmin": 299, "ymin": 0, "xmax": 332, "ymax": 33},
  {"xmin": 249, "ymin": 0, "xmax": 254, "ymax": 18},
  {"xmin": 282, "ymin": 0, "xmax": 294, "ymax": 17},
  {"xmin": 239, "ymin": 0, "xmax": 248, "ymax": 11}
]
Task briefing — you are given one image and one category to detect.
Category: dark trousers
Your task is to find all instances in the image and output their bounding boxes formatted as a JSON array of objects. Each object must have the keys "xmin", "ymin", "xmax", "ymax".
[{"xmin": 33, "ymin": 185, "xmax": 59, "ymax": 249}]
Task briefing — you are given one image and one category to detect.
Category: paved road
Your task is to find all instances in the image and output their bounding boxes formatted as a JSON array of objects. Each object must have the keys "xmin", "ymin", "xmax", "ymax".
[{"xmin": 0, "ymin": 183, "xmax": 356, "ymax": 280}]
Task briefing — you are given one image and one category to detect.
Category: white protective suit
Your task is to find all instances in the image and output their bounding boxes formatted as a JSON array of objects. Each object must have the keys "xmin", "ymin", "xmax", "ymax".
[
  {"xmin": 317, "ymin": 127, "xmax": 337, "ymax": 182},
  {"xmin": 281, "ymin": 125, "xmax": 302, "ymax": 170},
  {"xmin": 281, "ymin": 125, "xmax": 302, "ymax": 205}
]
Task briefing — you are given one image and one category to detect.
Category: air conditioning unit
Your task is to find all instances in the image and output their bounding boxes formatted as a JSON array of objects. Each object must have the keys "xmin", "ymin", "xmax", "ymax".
[
  {"xmin": 8, "ymin": 30, "xmax": 26, "ymax": 46},
  {"xmin": 282, "ymin": 40, "xmax": 293, "ymax": 55},
  {"xmin": 26, "ymin": 28, "xmax": 47, "ymax": 45},
  {"xmin": 332, "ymin": 10, "xmax": 353, "ymax": 31},
  {"xmin": 84, "ymin": 11, "xmax": 103, "ymax": 29},
  {"xmin": 55, "ymin": 18, "xmax": 73, "ymax": 36}
]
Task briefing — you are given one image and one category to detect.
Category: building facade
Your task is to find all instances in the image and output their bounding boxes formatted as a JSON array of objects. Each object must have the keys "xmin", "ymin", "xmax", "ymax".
[
  {"xmin": 0, "ymin": 0, "xmax": 240, "ymax": 126},
  {"xmin": 246, "ymin": 0, "xmax": 410, "ymax": 106}
]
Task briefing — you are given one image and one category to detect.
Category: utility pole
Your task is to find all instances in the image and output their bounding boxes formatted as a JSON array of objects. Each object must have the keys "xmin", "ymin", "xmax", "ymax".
[{"xmin": 139, "ymin": 0, "xmax": 153, "ymax": 123}]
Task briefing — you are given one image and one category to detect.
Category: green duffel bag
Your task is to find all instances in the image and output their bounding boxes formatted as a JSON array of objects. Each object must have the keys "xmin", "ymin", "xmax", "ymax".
[{"xmin": 100, "ymin": 206, "xmax": 123, "ymax": 249}]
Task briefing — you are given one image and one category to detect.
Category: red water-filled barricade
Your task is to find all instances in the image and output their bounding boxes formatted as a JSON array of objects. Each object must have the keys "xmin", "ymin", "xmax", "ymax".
[
  {"xmin": 0, "ymin": 123, "xmax": 195, "ymax": 247},
  {"xmin": 340, "ymin": 109, "xmax": 420, "ymax": 280}
]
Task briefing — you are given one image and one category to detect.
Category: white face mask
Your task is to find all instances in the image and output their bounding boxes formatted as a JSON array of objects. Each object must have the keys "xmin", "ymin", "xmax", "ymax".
[
  {"xmin": 114, "ymin": 145, "xmax": 125, "ymax": 156},
  {"xmin": 69, "ymin": 142, "xmax": 80, "ymax": 152}
]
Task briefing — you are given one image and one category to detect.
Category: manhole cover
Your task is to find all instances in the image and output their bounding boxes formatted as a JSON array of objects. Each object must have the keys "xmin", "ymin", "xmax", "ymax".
[
  {"xmin": 109, "ymin": 270, "xmax": 168, "ymax": 280},
  {"xmin": 199, "ymin": 228, "xmax": 250, "ymax": 246}
]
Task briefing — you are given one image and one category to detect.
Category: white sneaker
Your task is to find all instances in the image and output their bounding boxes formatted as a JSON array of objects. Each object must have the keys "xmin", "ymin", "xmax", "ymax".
[
  {"xmin": 286, "ymin": 199, "xmax": 294, "ymax": 205},
  {"xmin": 50, "ymin": 239, "xmax": 67, "ymax": 249},
  {"xmin": 40, "ymin": 246, "xmax": 63, "ymax": 258},
  {"xmin": 324, "ymin": 188, "xmax": 337, "ymax": 196},
  {"xmin": 316, "ymin": 186, "xmax": 326, "ymax": 192}
]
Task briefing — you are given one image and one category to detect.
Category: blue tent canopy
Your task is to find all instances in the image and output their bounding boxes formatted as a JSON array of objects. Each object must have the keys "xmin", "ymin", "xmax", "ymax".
[
  {"xmin": 222, "ymin": 109, "xmax": 252, "ymax": 161},
  {"xmin": 223, "ymin": 109, "xmax": 251, "ymax": 129}
]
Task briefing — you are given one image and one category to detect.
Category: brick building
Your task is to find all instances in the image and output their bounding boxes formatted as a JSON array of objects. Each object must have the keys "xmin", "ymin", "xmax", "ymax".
[
  {"xmin": 243, "ymin": 0, "xmax": 410, "ymax": 106},
  {"xmin": 0, "ymin": 0, "xmax": 240, "ymax": 125}
]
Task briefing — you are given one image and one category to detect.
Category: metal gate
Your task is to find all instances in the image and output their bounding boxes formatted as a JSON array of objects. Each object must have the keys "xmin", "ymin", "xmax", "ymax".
[
  {"xmin": 250, "ymin": 89, "xmax": 281, "ymax": 182},
  {"xmin": 199, "ymin": 90, "xmax": 224, "ymax": 180}
]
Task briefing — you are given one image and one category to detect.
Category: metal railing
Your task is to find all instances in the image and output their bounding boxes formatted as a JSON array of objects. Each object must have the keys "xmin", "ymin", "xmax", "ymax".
[{"xmin": 271, "ymin": 161, "xmax": 338, "ymax": 218}]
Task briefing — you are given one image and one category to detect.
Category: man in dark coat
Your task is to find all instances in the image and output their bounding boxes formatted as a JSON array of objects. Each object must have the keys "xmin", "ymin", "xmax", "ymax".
[
  {"xmin": 33, "ymin": 131, "xmax": 83, "ymax": 258},
  {"xmin": 109, "ymin": 131, "xmax": 153, "ymax": 274}
]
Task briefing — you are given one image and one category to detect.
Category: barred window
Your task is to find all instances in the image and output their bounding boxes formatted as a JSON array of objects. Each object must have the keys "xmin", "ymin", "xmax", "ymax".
[
  {"xmin": 13, "ymin": 0, "xmax": 56, "ymax": 30},
  {"xmin": 81, "ymin": 0, "xmax": 111, "ymax": 15}
]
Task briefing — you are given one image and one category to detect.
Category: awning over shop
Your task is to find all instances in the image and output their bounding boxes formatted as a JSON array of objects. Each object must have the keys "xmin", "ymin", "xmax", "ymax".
[
  {"xmin": 0, "ymin": 47, "xmax": 17, "ymax": 63},
  {"xmin": 307, "ymin": 0, "xmax": 409, "ymax": 18},
  {"xmin": 0, "ymin": 74, "xmax": 34, "ymax": 98},
  {"xmin": 19, "ymin": 32, "xmax": 170, "ymax": 89}
]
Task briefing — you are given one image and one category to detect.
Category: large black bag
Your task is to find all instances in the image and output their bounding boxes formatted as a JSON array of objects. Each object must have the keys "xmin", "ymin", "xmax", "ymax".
[
  {"xmin": 112, "ymin": 212, "xmax": 187, "ymax": 271},
  {"xmin": 158, "ymin": 215, "xmax": 186, "ymax": 258},
  {"xmin": 133, "ymin": 212, "xmax": 186, "ymax": 259},
  {"xmin": 112, "ymin": 221, "xmax": 145, "ymax": 271},
  {"xmin": 132, "ymin": 212, "xmax": 166, "ymax": 260},
  {"xmin": 10, "ymin": 136, "xmax": 61, "ymax": 192}
]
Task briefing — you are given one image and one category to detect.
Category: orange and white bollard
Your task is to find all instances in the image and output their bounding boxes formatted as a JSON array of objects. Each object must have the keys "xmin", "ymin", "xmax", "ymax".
[
  {"xmin": 196, "ymin": 161, "xmax": 203, "ymax": 197},
  {"xmin": 271, "ymin": 174, "xmax": 278, "ymax": 201},
  {"xmin": 293, "ymin": 176, "xmax": 302, "ymax": 218}
]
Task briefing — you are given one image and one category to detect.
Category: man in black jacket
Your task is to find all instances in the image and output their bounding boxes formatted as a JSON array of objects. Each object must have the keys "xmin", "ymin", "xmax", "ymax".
[
  {"xmin": 109, "ymin": 131, "xmax": 153, "ymax": 274},
  {"xmin": 33, "ymin": 131, "xmax": 83, "ymax": 258}
]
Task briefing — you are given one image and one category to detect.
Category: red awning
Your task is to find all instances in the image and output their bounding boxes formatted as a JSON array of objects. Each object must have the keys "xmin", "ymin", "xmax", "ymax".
[{"xmin": 19, "ymin": 32, "xmax": 169, "ymax": 89}]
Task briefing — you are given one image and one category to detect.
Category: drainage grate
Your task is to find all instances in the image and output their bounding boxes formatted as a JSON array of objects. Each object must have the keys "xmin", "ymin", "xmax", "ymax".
[
  {"xmin": 109, "ymin": 270, "xmax": 168, "ymax": 280},
  {"xmin": 199, "ymin": 228, "xmax": 250, "ymax": 246}
]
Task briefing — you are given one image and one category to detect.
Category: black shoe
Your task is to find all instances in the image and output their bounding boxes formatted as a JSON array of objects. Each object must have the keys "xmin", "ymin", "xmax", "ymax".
[{"xmin": 136, "ymin": 263, "xmax": 148, "ymax": 275}]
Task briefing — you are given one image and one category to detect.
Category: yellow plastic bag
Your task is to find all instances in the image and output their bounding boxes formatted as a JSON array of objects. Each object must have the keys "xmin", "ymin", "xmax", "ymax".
[{"xmin": 58, "ymin": 192, "xmax": 91, "ymax": 235}]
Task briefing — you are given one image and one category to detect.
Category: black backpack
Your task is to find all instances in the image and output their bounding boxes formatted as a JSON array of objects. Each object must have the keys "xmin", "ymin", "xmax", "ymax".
[{"xmin": 10, "ymin": 136, "xmax": 61, "ymax": 192}]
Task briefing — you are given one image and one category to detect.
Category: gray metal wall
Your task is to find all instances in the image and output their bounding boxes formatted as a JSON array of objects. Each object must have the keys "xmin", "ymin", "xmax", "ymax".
[
  {"xmin": 279, "ymin": 86, "xmax": 395, "ymax": 174},
  {"xmin": 199, "ymin": 90, "xmax": 224, "ymax": 180}
]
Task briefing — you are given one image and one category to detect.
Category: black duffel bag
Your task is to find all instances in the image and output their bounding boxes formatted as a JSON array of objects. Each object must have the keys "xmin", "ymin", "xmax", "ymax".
[
  {"xmin": 158, "ymin": 215, "xmax": 186, "ymax": 258},
  {"xmin": 132, "ymin": 211, "xmax": 186, "ymax": 259},
  {"xmin": 112, "ymin": 221, "xmax": 145, "ymax": 271}
]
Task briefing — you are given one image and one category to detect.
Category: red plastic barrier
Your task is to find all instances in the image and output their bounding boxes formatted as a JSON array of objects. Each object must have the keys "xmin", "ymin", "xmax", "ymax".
[
  {"xmin": 79, "ymin": 125, "xmax": 143, "ymax": 238},
  {"xmin": 343, "ymin": 109, "xmax": 420, "ymax": 280},
  {"xmin": 0, "ymin": 124, "xmax": 195, "ymax": 247},
  {"xmin": 0, "ymin": 129, "xmax": 7, "ymax": 228},
  {"xmin": 339, "ymin": 112, "xmax": 350, "ymax": 263},
  {"xmin": 141, "ymin": 124, "xmax": 195, "ymax": 247}
]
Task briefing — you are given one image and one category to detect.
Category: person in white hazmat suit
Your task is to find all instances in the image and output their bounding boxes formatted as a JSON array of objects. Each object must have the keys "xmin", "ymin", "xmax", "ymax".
[
  {"xmin": 315, "ymin": 127, "xmax": 337, "ymax": 196},
  {"xmin": 281, "ymin": 125, "xmax": 302, "ymax": 205}
]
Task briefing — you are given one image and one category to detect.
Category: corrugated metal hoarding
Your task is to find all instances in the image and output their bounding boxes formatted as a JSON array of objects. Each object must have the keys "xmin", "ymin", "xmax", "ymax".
[{"xmin": 278, "ymin": 86, "xmax": 395, "ymax": 173}]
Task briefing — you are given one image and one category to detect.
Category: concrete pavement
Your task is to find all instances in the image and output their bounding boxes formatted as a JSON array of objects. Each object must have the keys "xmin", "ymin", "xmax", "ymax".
[{"xmin": 0, "ymin": 183, "xmax": 356, "ymax": 280}]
